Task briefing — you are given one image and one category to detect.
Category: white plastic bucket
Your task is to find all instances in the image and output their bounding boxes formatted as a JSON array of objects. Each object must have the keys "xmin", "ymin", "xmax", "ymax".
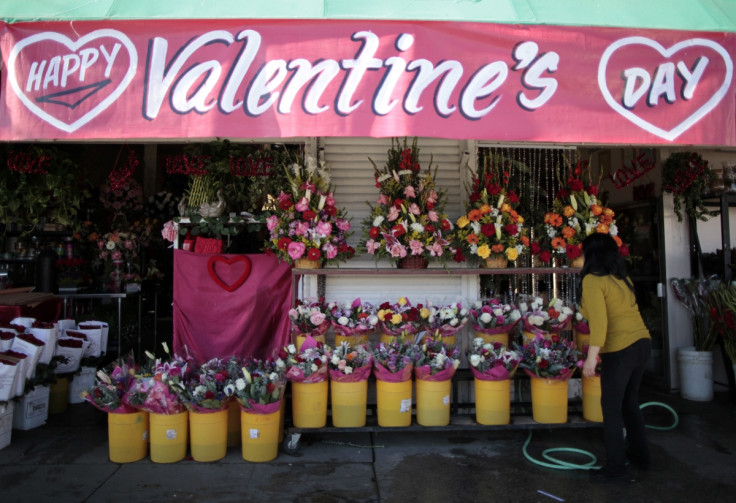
[{"xmin": 677, "ymin": 346, "xmax": 713, "ymax": 401}]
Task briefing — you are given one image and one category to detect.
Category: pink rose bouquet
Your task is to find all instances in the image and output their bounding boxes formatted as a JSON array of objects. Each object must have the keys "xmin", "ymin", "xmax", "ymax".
[{"xmin": 263, "ymin": 155, "xmax": 354, "ymax": 266}]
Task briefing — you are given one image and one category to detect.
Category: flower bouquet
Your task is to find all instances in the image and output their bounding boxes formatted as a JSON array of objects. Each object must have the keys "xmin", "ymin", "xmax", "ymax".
[
  {"xmin": 467, "ymin": 338, "xmax": 521, "ymax": 381},
  {"xmin": 327, "ymin": 298, "xmax": 379, "ymax": 345},
  {"xmin": 706, "ymin": 282, "xmax": 736, "ymax": 364},
  {"xmin": 282, "ymin": 337, "xmax": 329, "ymax": 384},
  {"xmin": 519, "ymin": 297, "xmax": 573, "ymax": 341},
  {"xmin": 81, "ymin": 352, "xmax": 137, "ymax": 413},
  {"xmin": 328, "ymin": 342, "xmax": 373, "ymax": 383},
  {"xmin": 96, "ymin": 230, "xmax": 141, "ymax": 292},
  {"xmin": 371, "ymin": 340, "xmax": 419, "ymax": 383},
  {"xmin": 360, "ymin": 137, "xmax": 457, "ymax": 268},
  {"xmin": 123, "ymin": 346, "xmax": 190, "ymax": 415},
  {"xmin": 377, "ymin": 297, "xmax": 424, "ymax": 342},
  {"xmin": 469, "ymin": 298, "xmax": 522, "ymax": 346},
  {"xmin": 264, "ymin": 154, "xmax": 354, "ymax": 267},
  {"xmin": 414, "ymin": 338, "xmax": 460, "ymax": 382},
  {"xmin": 289, "ymin": 298, "xmax": 330, "ymax": 348},
  {"xmin": 533, "ymin": 158, "xmax": 627, "ymax": 265},
  {"xmin": 516, "ymin": 333, "xmax": 578, "ymax": 381},
  {"xmin": 0, "ymin": 329, "xmax": 14, "ymax": 352},
  {"xmin": 230, "ymin": 357, "xmax": 285, "ymax": 414},
  {"xmin": 455, "ymin": 153, "xmax": 529, "ymax": 266},
  {"xmin": 167, "ymin": 357, "xmax": 233, "ymax": 413},
  {"xmin": 422, "ymin": 302, "xmax": 469, "ymax": 346}
]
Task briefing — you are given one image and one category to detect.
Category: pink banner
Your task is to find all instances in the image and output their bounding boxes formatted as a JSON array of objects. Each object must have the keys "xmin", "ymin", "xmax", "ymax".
[
  {"xmin": 172, "ymin": 250, "xmax": 292, "ymax": 364},
  {"xmin": 1, "ymin": 19, "xmax": 734, "ymax": 145}
]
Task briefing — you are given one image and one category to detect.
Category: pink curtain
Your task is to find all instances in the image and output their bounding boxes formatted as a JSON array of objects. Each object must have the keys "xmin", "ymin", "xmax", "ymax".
[{"xmin": 172, "ymin": 250, "xmax": 292, "ymax": 364}]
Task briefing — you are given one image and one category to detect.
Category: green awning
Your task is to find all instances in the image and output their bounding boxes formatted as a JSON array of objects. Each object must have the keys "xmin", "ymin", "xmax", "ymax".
[{"xmin": 1, "ymin": 0, "xmax": 736, "ymax": 32}]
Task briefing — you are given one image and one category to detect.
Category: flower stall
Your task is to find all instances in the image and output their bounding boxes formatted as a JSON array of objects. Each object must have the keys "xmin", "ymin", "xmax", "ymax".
[{"xmin": 2, "ymin": 0, "xmax": 736, "ymax": 458}]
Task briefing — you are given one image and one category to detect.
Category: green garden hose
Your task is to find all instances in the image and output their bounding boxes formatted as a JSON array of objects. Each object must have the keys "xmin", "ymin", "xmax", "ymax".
[{"xmin": 521, "ymin": 401, "xmax": 679, "ymax": 470}]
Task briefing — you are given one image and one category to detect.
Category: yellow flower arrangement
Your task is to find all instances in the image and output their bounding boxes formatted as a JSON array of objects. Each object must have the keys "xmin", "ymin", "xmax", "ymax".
[{"xmin": 454, "ymin": 154, "xmax": 529, "ymax": 264}]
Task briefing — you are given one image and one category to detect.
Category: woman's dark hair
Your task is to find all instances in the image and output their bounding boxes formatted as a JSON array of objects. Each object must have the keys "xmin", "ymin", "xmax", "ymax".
[{"xmin": 580, "ymin": 233, "xmax": 634, "ymax": 291}]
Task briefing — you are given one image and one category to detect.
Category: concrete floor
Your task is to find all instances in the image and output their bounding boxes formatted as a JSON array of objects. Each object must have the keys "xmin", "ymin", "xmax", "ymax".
[{"xmin": 1, "ymin": 382, "xmax": 734, "ymax": 503}]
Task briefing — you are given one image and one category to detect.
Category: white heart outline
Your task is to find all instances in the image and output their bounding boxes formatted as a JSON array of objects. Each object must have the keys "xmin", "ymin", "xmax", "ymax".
[
  {"xmin": 598, "ymin": 36, "xmax": 733, "ymax": 141},
  {"xmin": 7, "ymin": 29, "xmax": 138, "ymax": 133}
]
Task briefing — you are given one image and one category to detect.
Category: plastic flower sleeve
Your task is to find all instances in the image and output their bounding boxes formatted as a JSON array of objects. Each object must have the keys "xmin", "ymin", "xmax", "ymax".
[{"xmin": 328, "ymin": 362, "xmax": 372, "ymax": 383}]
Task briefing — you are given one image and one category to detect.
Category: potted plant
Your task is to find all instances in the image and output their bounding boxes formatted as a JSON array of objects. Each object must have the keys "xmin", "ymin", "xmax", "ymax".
[
  {"xmin": 662, "ymin": 151, "xmax": 716, "ymax": 222},
  {"xmin": 0, "ymin": 144, "xmax": 92, "ymax": 233},
  {"xmin": 671, "ymin": 277, "xmax": 720, "ymax": 401},
  {"xmin": 705, "ymin": 282, "xmax": 736, "ymax": 381}
]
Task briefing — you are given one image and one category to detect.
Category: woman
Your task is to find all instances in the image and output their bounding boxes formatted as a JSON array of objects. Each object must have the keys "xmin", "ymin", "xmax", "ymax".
[{"xmin": 580, "ymin": 232, "xmax": 651, "ymax": 482}]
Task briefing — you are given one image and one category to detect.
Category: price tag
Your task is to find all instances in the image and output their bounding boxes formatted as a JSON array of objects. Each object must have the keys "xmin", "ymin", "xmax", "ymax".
[
  {"xmin": 443, "ymin": 395, "xmax": 450, "ymax": 405},
  {"xmin": 165, "ymin": 429, "xmax": 177, "ymax": 439},
  {"xmin": 400, "ymin": 399, "xmax": 412, "ymax": 413},
  {"xmin": 249, "ymin": 428, "xmax": 260, "ymax": 439}
]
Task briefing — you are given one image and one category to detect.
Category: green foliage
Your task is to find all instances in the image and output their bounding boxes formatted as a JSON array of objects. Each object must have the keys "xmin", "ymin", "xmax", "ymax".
[
  {"xmin": 178, "ymin": 213, "xmax": 245, "ymax": 239},
  {"xmin": 0, "ymin": 144, "xmax": 92, "ymax": 232}
]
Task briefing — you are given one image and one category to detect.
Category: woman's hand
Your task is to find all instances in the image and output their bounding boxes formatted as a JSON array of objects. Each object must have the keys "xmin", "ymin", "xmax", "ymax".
[
  {"xmin": 583, "ymin": 345, "xmax": 601, "ymax": 378},
  {"xmin": 582, "ymin": 357, "xmax": 598, "ymax": 378}
]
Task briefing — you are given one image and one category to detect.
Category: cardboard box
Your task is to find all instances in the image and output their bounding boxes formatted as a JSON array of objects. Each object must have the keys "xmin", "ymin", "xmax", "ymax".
[
  {"xmin": 13, "ymin": 385, "xmax": 50, "ymax": 430},
  {"xmin": 0, "ymin": 401, "xmax": 14, "ymax": 449}
]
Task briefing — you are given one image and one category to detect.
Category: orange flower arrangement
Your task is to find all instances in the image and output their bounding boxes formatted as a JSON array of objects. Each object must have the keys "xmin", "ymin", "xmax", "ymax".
[{"xmin": 533, "ymin": 158, "xmax": 628, "ymax": 264}]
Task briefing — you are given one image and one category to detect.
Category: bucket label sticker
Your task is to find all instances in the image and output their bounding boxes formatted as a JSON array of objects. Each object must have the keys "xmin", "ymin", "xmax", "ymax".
[
  {"xmin": 27, "ymin": 399, "xmax": 48, "ymax": 419},
  {"xmin": 249, "ymin": 428, "xmax": 260, "ymax": 439},
  {"xmin": 142, "ymin": 431, "xmax": 149, "ymax": 441},
  {"xmin": 442, "ymin": 395, "xmax": 450, "ymax": 405},
  {"xmin": 400, "ymin": 399, "xmax": 411, "ymax": 413},
  {"xmin": 165, "ymin": 429, "xmax": 177, "ymax": 439}
]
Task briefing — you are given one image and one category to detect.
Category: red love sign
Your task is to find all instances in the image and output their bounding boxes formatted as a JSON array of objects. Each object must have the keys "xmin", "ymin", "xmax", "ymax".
[{"xmin": 207, "ymin": 255, "xmax": 252, "ymax": 292}]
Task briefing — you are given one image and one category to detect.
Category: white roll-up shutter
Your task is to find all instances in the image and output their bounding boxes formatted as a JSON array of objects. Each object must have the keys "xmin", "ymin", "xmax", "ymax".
[{"xmin": 300, "ymin": 137, "xmax": 478, "ymax": 306}]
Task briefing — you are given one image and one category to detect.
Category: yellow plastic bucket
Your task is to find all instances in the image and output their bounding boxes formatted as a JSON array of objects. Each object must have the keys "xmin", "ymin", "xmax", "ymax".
[
  {"xmin": 227, "ymin": 400, "xmax": 241, "ymax": 447},
  {"xmin": 278, "ymin": 395, "xmax": 285, "ymax": 442},
  {"xmin": 334, "ymin": 334, "xmax": 371, "ymax": 347},
  {"xmin": 189, "ymin": 409, "xmax": 228, "ymax": 462},
  {"xmin": 49, "ymin": 377, "xmax": 69, "ymax": 414},
  {"xmin": 291, "ymin": 380, "xmax": 328, "ymax": 428},
  {"xmin": 108, "ymin": 411, "xmax": 148, "ymax": 463},
  {"xmin": 415, "ymin": 378, "xmax": 451, "ymax": 426},
  {"xmin": 474, "ymin": 379, "xmax": 511, "ymax": 425},
  {"xmin": 379, "ymin": 333, "xmax": 402, "ymax": 345},
  {"xmin": 530, "ymin": 376, "xmax": 569, "ymax": 424},
  {"xmin": 474, "ymin": 331, "xmax": 509, "ymax": 347},
  {"xmin": 149, "ymin": 411, "xmax": 188, "ymax": 463},
  {"xmin": 376, "ymin": 379, "xmax": 412, "ymax": 427},
  {"xmin": 331, "ymin": 380, "xmax": 368, "ymax": 427},
  {"xmin": 295, "ymin": 334, "xmax": 325, "ymax": 351},
  {"xmin": 575, "ymin": 331, "xmax": 591, "ymax": 354},
  {"xmin": 241, "ymin": 409, "xmax": 280, "ymax": 462},
  {"xmin": 582, "ymin": 375, "xmax": 603, "ymax": 422}
]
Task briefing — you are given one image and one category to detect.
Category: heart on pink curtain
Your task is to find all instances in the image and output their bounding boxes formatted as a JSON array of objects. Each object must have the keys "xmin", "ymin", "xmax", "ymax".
[{"xmin": 207, "ymin": 255, "xmax": 252, "ymax": 292}]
